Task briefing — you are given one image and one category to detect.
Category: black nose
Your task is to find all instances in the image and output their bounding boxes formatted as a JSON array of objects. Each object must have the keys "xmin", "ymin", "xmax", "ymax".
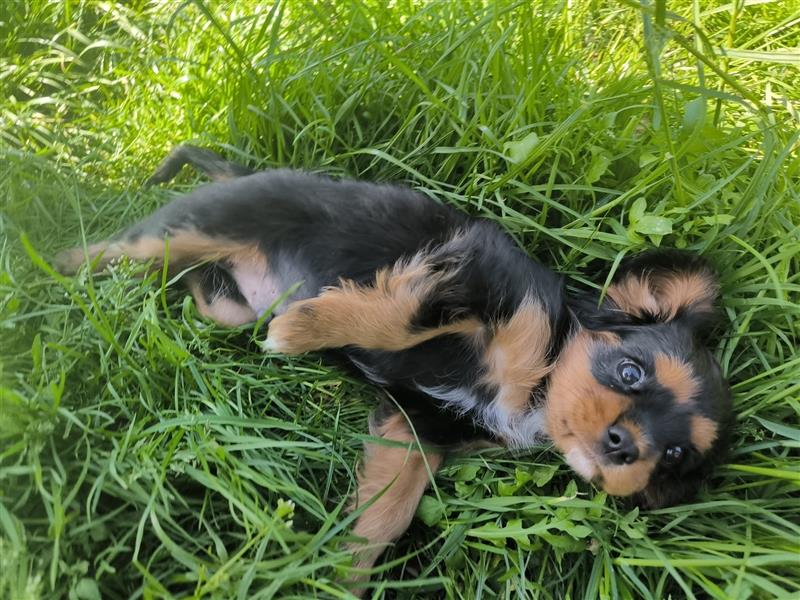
[{"xmin": 603, "ymin": 425, "xmax": 640, "ymax": 464}]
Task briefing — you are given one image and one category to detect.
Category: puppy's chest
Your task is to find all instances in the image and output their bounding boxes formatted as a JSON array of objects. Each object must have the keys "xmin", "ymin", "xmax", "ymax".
[
  {"xmin": 349, "ymin": 318, "xmax": 555, "ymax": 449},
  {"xmin": 413, "ymin": 378, "xmax": 549, "ymax": 450}
]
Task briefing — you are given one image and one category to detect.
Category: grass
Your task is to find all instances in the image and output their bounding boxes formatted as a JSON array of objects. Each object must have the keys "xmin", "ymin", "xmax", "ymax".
[{"xmin": 1, "ymin": 0, "xmax": 798, "ymax": 598}]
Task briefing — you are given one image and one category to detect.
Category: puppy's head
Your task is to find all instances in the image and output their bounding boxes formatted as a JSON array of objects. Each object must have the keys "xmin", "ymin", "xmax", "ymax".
[{"xmin": 546, "ymin": 251, "xmax": 732, "ymax": 508}]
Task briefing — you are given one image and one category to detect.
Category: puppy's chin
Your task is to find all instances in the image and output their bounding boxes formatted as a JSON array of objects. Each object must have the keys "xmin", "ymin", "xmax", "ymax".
[{"xmin": 564, "ymin": 446, "xmax": 598, "ymax": 482}]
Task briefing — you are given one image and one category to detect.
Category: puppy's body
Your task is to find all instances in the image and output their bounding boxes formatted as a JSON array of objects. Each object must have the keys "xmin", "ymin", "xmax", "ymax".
[
  {"xmin": 62, "ymin": 159, "xmax": 568, "ymax": 448},
  {"xmin": 57, "ymin": 146, "xmax": 731, "ymax": 586}
]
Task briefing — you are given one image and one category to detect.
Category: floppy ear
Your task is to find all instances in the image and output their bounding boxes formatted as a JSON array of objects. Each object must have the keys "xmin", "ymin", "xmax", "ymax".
[{"xmin": 604, "ymin": 250, "xmax": 720, "ymax": 326}]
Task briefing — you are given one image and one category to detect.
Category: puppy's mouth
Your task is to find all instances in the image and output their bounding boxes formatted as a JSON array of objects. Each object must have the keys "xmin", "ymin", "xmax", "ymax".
[
  {"xmin": 558, "ymin": 424, "xmax": 651, "ymax": 496},
  {"xmin": 562, "ymin": 436, "xmax": 602, "ymax": 482},
  {"xmin": 555, "ymin": 422, "xmax": 600, "ymax": 478}
]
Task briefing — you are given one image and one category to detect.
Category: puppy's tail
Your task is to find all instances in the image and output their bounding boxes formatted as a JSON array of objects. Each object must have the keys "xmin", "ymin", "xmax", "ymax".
[{"xmin": 145, "ymin": 144, "xmax": 254, "ymax": 186}]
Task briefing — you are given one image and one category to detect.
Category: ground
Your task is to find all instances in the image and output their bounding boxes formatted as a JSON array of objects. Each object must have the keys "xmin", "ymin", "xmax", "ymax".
[{"xmin": 1, "ymin": 1, "xmax": 798, "ymax": 598}]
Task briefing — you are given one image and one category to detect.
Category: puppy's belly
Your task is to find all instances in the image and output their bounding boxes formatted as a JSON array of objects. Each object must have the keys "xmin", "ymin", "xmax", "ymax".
[{"xmin": 229, "ymin": 258, "xmax": 308, "ymax": 317}]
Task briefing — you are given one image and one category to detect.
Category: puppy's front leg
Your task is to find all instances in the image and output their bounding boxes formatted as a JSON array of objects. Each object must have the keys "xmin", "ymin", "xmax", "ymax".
[
  {"xmin": 346, "ymin": 412, "xmax": 442, "ymax": 596},
  {"xmin": 264, "ymin": 255, "xmax": 481, "ymax": 355}
]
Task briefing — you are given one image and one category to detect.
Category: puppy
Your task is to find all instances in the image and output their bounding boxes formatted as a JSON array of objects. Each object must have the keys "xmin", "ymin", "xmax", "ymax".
[{"xmin": 56, "ymin": 145, "xmax": 732, "ymax": 583}]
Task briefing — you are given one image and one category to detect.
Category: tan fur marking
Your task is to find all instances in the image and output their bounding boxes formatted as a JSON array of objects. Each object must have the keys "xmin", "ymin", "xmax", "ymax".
[
  {"xmin": 655, "ymin": 272, "xmax": 718, "ymax": 318},
  {"xmin": 266, "ymin": 255, "xmax": 482, "ymax": 354},
  {"xmin": 607, "ymin": 271, "xmax": 718, "ymax": 319},
  {"xmin": 599, "ymin": 454, "xmax": 659, "ymax": 496},
  {"xmin": 229, "ymin": 244, "xmax": 268, "ymax": 266},
  {"xmin": 55, "ymin": 230, "xmax": 254, "ymax": 274},
  {"xmin": 655, "ymin": 354, "xmax": 698, "ymax": 405},
  {"xmin": 572, "ymin": 417, "xmax": 658, "ymax": 497},
  {"xmin": 690, "ymin": 415, "xmax": 718, "ymax": 452},
  {"xmin": 545, "ymin": 332, "xmax": 633, "ymax": 487},
  {"xmin": 545, "ymin": 332, "xmax": 632, "ymax": 453},
  {"xmin": 483, "ymin": 297, "xmax": 552, "ymax": 413},
  {"xmin": 348, "ymin": 413, "xmax": 442, "ymax": 593},
  {"xmin": 54, "ymin": 242, "xmax": 111, "ymax": 274},
  {"xmin": 546, "ymin": 332, "xmax": 661, "ymax": 496},
  {"xmin": 606, "ymin": 276, "xmax": 660, "ymax": 317},
  {"xmin": 124, "ymin": 231, "xmax": 254, "ymax": 266},
  {"xmin": 590, "ymin": 330, "xmax": 622, "ymax": 345}
]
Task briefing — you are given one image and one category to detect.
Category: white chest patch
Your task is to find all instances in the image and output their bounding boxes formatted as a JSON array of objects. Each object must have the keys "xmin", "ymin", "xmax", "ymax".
[
  {"xmin": 415, "ymin": 384, "xmax": 481, "ymax": 415},
  {"xmin": 415, "ymin": 382, "xmax": 547, "ymax": 448}
]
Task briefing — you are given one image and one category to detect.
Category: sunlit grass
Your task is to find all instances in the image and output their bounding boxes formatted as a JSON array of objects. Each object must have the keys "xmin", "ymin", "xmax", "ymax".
[{"xmin": 1, "ymin": 1, "xmax": 798, "ymax": 598}]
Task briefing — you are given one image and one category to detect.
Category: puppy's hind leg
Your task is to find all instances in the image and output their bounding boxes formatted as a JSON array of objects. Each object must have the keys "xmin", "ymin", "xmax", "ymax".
[
  {"xmin": 58, "ymin": 146, "xmax": 255, "ymax": 274},
  {"xmin": 146, "ymin": 145, "xmax": 254, "ymax": 186},
  {"xmin": 54, "ymin": 227, "xmax": 254, "ymax": 275},
  {"xmin": 185, "ymin": 263, "xmax": 257, "ymax": 327},
  {"xmin": 54, "ymin": 241, "xmax": 114, "ymax": 275}
]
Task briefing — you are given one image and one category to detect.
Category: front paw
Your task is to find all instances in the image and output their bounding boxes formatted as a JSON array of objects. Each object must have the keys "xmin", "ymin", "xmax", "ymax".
[{"xmin": 262, "ymin": 301, "xmax": 324, "ymax": 355}]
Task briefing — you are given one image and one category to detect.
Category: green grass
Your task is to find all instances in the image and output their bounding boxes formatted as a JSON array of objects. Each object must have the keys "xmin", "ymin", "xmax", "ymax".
[{"xmin": 1, "ymin": 0, "xmax": 798, "ymax": 598}]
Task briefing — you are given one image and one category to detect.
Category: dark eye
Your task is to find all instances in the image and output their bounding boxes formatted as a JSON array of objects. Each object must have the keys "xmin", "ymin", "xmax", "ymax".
[
  {"xmin": 618, "ymin": 361, "xmax": 643, "ymax": 385},
  {"xmin": 663, "ymin": 446, "xmax": 684, "ymax": 466}
]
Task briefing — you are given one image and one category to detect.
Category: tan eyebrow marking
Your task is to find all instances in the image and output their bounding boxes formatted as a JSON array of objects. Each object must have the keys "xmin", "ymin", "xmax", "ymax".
[{"xmin": 655, "ymin": 353, "xmax": 699, "ymax": 405}]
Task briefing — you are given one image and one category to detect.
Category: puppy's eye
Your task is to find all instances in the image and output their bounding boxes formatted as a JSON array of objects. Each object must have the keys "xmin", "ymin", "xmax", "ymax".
[
  {"xmin": 663, "ymin": 446, "xmax": 684, "ymax": 466},
  {"xmin": 618, "ymin": 361, "xmax": 643, "ymax": 385}
]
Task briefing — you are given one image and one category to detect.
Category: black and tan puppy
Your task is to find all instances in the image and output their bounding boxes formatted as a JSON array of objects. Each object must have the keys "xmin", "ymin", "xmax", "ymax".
[{"xmin": 56, "ymin": 146, "xmax": 732, "ymax": 580}]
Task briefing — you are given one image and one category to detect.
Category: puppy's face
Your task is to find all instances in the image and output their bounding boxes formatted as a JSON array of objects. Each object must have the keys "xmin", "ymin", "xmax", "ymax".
[{"xmin": 546, "ymin": 251, "xmax": 732, "ymax": 508}]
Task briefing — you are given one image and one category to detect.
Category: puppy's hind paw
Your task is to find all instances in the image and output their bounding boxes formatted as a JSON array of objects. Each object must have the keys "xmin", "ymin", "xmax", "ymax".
[
  {"xmin": 54, "ymin": 247, "xmax": 87, "ymax": 275},
  {"xmin": 53, "ymin": 242, "xmax": 112, "ymax": 275}
]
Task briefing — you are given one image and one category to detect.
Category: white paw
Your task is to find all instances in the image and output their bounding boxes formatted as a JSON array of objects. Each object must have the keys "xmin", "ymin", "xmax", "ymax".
[{"xmin": 260, "ymin": 333, "xmax": 286, "ymax": 353}]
